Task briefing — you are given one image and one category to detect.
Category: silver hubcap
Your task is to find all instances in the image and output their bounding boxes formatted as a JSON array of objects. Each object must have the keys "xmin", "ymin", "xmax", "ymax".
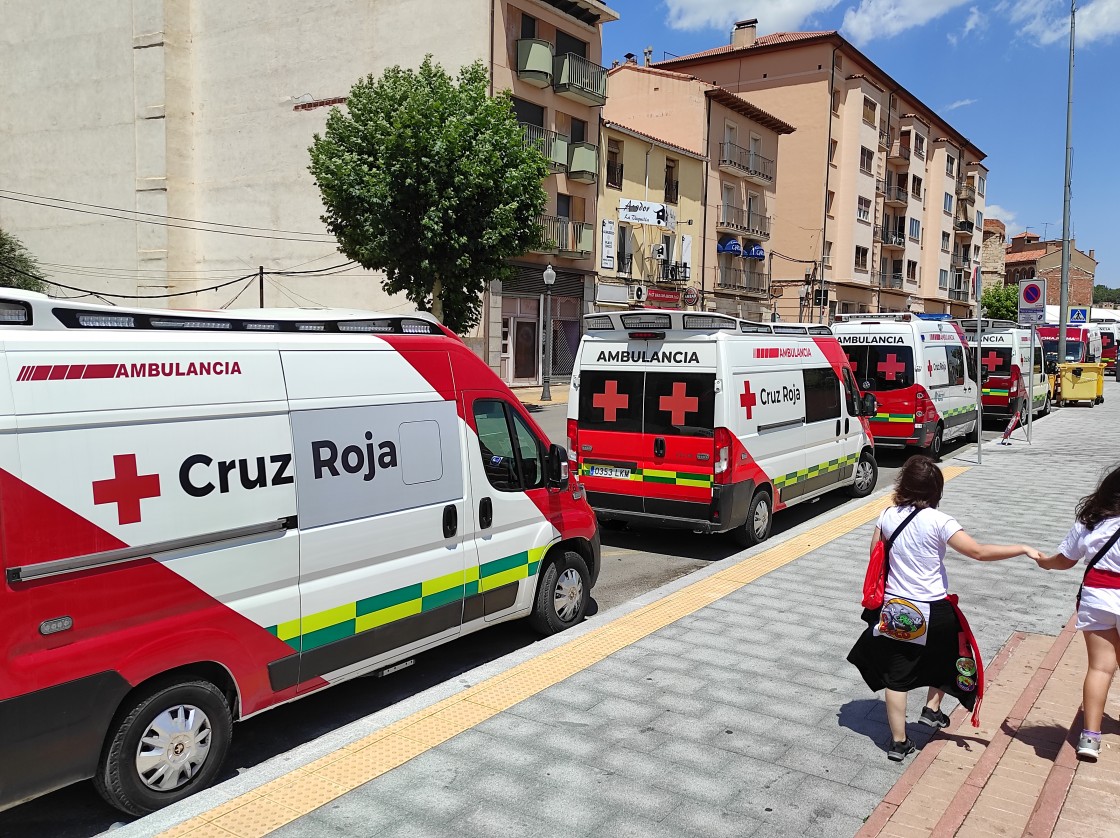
[
  {"xmin": 854, "ymin": 460, "xmax": 874, "ymax": 491},
  {"xmin": 753, "ymin": 500, "xmax": 770, "ymax": 538},
  {"xmin": 135, "ymin": 704, "xmax": 212, "ymax": 792},
  {"xmin": 554, "ymin": 568, "xmax": 584, "ymax": 622}
]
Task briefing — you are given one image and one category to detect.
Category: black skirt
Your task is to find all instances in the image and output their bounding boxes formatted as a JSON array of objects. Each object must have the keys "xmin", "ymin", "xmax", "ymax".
[{"xmin": 847, "ymin": 598, "xmax": 977, "ymax": 710}]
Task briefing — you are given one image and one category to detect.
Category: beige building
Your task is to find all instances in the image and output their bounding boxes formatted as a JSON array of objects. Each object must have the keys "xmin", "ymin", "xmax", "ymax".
[
  {"xmin": 654, "ymin": 20, "xmax": 987, "ymax": 321},
  {"xmin": 981, "ymin": 218, "xmax": 1007, "ymax": 291},
  {"xmin": 603, "ymin": 62, "xmax": 795, "ymax": 320},
  {"xmin": 1004, "ymin": 231, "xmax": 1097, "ymax": 307},
  {"xmin": 0, "ymin": 0, "xmax": 618, "ymax": 385}
]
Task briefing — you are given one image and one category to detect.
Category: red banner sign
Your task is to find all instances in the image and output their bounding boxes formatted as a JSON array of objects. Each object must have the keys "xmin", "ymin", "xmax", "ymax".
[{"xmin": 644, "ymin": 287, "xmax": 681, "ymax": 306}]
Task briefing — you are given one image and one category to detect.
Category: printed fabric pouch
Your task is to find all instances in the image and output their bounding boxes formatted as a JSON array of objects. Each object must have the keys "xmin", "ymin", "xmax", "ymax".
[{"xmin": 873, "ymin": 596, "xmax": 931, "ymax": 645}]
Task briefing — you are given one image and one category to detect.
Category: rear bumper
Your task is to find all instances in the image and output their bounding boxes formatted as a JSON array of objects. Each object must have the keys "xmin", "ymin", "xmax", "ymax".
[{"xmin": 589, "ymin": 480, "xmax": 755, "ymax": 534}]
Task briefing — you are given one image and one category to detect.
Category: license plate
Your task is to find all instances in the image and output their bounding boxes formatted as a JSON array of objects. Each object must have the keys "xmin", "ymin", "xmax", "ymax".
[{"xmin": 589, "ymin": 465, "xmax": 631, "ymax": 479}]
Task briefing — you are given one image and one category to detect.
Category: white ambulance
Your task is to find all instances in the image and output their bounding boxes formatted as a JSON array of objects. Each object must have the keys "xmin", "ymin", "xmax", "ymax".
[
  {"xmin": 958, "ymin": 319, "xmax": 1051, "ymax": 422},
  {"xmin": 832, "ymin": 313, "xmax": 978, "ymax": 458},
  {"xmin": 0, "ymin": 291, "xmax": 600, "ymax": 815},
  {"xmin": 566, "ymin": 310, "xmax": 879, "ymax": 548}
]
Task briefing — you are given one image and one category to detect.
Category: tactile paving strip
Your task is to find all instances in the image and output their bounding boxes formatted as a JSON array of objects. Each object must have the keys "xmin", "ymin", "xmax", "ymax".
[{"xmin": 162, "ymin": 465, "xmax": 970, "ymax": 837}]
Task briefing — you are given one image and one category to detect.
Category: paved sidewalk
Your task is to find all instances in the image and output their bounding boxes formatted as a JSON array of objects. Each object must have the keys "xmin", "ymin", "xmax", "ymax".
[{"xmin": 123, "ymin": 385, "xmax": 1120, "ymax": 838}]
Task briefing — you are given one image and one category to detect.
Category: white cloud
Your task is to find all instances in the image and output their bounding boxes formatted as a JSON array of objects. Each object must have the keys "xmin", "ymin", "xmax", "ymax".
[
  {"xmin": 1079, "ymin": 0, "xmax": 1120, "ymax": 44},
  {"xmin": 841, "ymin": 0, "xmax": 972, "ymax": 46},
  {"xmin": 948, "ymin": 5, "xmax": 987, "ymax": 43},
  {"xmin": 944, "ymin": 98, "xmax": 978, "ymax": 111},
  {"xmin": 662, "ymin": 0, "xmax": 841, "ymax": 33},
  {"xmin": 984, "ymin": 203, "xmax": 1017, "ymax": 228},
  {"xmin": 1002, "ymin": 0, "xmax": 1120, "ymax": 46}
]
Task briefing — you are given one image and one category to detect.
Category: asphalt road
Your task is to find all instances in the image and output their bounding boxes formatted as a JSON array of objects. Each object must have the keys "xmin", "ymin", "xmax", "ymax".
[{"xmin": 0, "ymin": 403, "xmax": 1023, "ymax": 837}]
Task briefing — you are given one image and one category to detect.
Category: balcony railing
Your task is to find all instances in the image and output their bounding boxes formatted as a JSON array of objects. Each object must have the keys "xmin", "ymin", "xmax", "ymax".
[
  {"xmin": 950, "ymin": 253, "xmax": 970, "ymax": 270},
  {"xmin": 664, "ymin": 178, "xmax": 679, "ymax": 204},
  {"xmin": 521, "ymin": 123, "xmax": 568, "ymax": 173},
  {"xmin": 516, "ymin": 39, "xmax": 554, "ymax": 88},
  {"xmin": 717, "ymin": 264, "xmax": 768, "ymax": 294},
  {"xmin": 878, "ymin": 227, "xmax": 906, "ymax": 248},
  {"xmin": 606, "ymin": 160, "xmax": 623, "ymax": 189},
  {"xmin": 566, "ymin": 141, "xmax": 598, "ymax": 184},
  {"xmin": 552, "ymin": 53, "xmax": 607, "ymax": 106},
  {"xmin": 716, "ymin": 205, "xmax": 770, "ymax": 239},
  {"xmin": 532, "ymin": 214, "xmax": 592, "ymax": 258},
  {"xmin": 875, "ymin": 178, "xmax": 887, "ymax": 195},
  {"xmin": 956, "ymin": 181, "xmax": 976, "ymax": 203},
  {"xmin": 875, "ymin": 271, "xmax": 904, "ymax": 289},
  {"xmin": 888, "ymin": 141, "xmax": 911, "ymax": 163},
  {"xmin": 658, "ymin": 261, "xmax": 690, "ymax": 284},
  {"xmin": 879, "ymin": 181, "xmax": 908, "ymax": 205},
  {"xmin": 615, "ymin": 253, "xmax": 633, "ymax": 276},
  {"xmin": 954, "ymin": 219, "xmax": 975, "ymax": 235},
  {"xmin": 878, "ymin": 128, "xmax": 891, "ymax": 149},
  {"xmin": 948, "ymin": 288, "xmax": 969, "ymax": 301},
  {"xmin": 717, "ymin": 142, "xmax": 775, "ymax": 184}
]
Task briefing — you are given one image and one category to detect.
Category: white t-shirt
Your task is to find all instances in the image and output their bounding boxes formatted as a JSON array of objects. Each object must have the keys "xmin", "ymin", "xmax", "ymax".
[
  {"xmin": 1059, "ymin": 516, "xmax": 1120, "ymax": 612},
  {"xmin": 878, "ymin": 505, "xmax": 963, "ymax": 601}
]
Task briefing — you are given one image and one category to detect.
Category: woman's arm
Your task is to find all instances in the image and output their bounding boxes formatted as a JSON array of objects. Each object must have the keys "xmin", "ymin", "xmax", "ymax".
[
  {"xmin": 948, "ymin": 531, "xmax": 1043, "ymax": 562},
  {"xmin": 1035, "ymin": 553, "xmax": 1079, "ymax": 571},
  {"xmin": 870, "ymin": 526, "xmax": 882, "ymax": 553}
]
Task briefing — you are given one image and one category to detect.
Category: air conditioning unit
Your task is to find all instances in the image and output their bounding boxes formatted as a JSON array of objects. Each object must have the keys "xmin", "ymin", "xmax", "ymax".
[
  {"xmin": 628, "ymin": 284, "xmax": 647, "ymax": 303},
  {"xmin": 651, "ymin": 244, "xmax": 666, "ymax": 260}
]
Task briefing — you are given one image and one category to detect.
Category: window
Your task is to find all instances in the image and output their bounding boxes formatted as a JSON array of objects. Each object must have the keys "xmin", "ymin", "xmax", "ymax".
[
  {"xmin": 914, "ymin": 135, "xmax": 926, "ymax": 159},
  {"xmin": 863, "ymin": 96, "xmax": 877, "ymax": 125},
  {"xmin": 946, "ymin": 154, "xmax": 956, "ymax": 177},
  {"xmin": 911, "ymin": 174, "xmax": 923, "ymax": 199},
  {"xmin": 941, "ymin": 231, "xmax": 950, "ymax": 252},
  {"xmin": 606, "ymin": 139, "xmax": 623, "ymax": 189},
  {"xmin": 859, "ymin": 147, "xmax": 874, "ymax": 174},
  {"xmin": 823, "ymin": 240, "xmax": 833, "ymax": 266},
  {"xmin": 909, "ymin": 217, "xmax": 921, "ymax": 241},
  {"xmin": 832, "ymin": 88, "xmax": 841, "ymax": 114},
  {"xmin": 943, "ymin": 192, "xmax": 953, "ymax": 213},
  {"xmin": 661, "ymin": 233, "xmax": 675, "ymax": 263},
  {"xmin": 857, "ymin": 196, "xmax": 871, "ymax": 222},
  {"xmin": 578, "ymin": 371, "xmax": 642, "ymax": 433},
  {"xmin": 834, "ymin": 52, "xmax": 844, "ymax": 69},
  {"xmin": 557, "ymin": 193, "xmax": 571, "ymax": 218},
  {"xmin": 643, "ymin": 373, "xmax": 716, "ymax": 437},
  {"xmin": 844, "ymin": 344, "xmax": 915, "ymax": 391},
  {"xmin": 570, "ymin": 117, "xmax": 587, "ymax": 144},
  {"xmin": 511, "ymin": 96, "xmax": 544, "ymax": 127},
  {"xmin": 907, "ymin": 260, "xmax": 917, "ymax": 280},
  {"xmin": 841, "ymin": 367, "xmax": 861, "ymax": 417},
  {"xmin": 617, "ymin": 223, "xmax": 632, "ymax": 273},
  {"xmin": 521, "ymin": 13, "xmax": 537, "ymax": 39},
  {"xmin": 803, "ymin": 368, "xmax": 841, "ymax": 423},
  {"xmin": 829, "ymin": 139, "xmax": 838, "ymax": 164},
  {"xmin": 973, "ymin": 244, "xmax": 980, "ymax": 259},
  {"xmin": 945, "ymin": 346, "xmax": 966, "ymax": 387},
  {"xmin": 976, "ymin": 210, "xmax": 983, "ymax": 229},
  {"xmin": 825, "ymin": 190, "xmax": 835, "ymax": 215},
  {"xmin": 664, "ymin": 158, "xmax": 678, "ymax": 204},
  {"xmin": 556, "ymin": 30, "xmax": 588, "ymax": 59},
  {"xmin": 855, "ymin": 246, "xmax": 869, "ymax": 271},
  {"xmin": 939, "ymin": 268, "xmax": 949, "ymax": 289},
  {"xmin": 473, "ymin": 400, "xmax": 545, "ymax": 491},
  {"xmin": 977, "ymin": 175, "xmax": 986, "ymax": 196}
]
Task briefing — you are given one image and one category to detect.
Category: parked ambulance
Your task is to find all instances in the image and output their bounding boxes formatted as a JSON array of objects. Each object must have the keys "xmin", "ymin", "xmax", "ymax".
[
  {"xmin": 0, "ymin": 291, "xmax": 600, "ymax": 815},
  {"xmin": 832, "ymin": 313, "xmax": 978, "ymax": 458},
  {"xmin": 1038, "ymin": 324, "xmax": 1102, "ymax": 366},
  {"xmin": 1091, "ymin": 320, "xmax": 1117, "ymax": 375},
  {"xmin": 957, "ymin": 319, "xmax": 1051, "ymax": 421},
  {"xmin": 566, "ymin": 310, "xmax": 878, "ymax": 548}
]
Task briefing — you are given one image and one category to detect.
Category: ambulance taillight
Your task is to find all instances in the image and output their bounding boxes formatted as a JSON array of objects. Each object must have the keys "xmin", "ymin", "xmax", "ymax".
[
  {"xmin": 566, "ymin": 419, "xmax": 579, "ymax": 464},
  {"xmin": 713, "ymin": 427, "xmax": 733, "ymax": 483}
]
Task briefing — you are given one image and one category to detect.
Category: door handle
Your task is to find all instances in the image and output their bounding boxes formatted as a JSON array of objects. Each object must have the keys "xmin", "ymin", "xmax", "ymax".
[
  {"xmin": 845, "ymin": 418, "xmax": 850, "ymax": 435},
  {"xmin": 479, "ymin": 497, "xmax": 493, "ymax": 530},
  {"xmin": 835, "ymin": 420, "xmax": 841, "ymax": 437},
  {"xmin": 442, "ymin": 504, "xmax": 458, "ymax": 539},
  {"xmin": 653, "ymin": 437, "xmax": 665, "ymax": 458}
]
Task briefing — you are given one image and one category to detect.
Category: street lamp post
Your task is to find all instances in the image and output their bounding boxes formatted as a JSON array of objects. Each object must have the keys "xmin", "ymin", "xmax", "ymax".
[{"xmin": 540, "ymin": 263, "xmax": 556, "ymax": 402}]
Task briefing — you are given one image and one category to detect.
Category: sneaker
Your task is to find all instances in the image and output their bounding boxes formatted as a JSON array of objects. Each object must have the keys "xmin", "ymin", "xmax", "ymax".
[
  {"xmin": 919, "ymin": 707, "xmax": 951, "ymax": 729},
  {"xmin": 1077, "ymin": 732, "xmax": 1101, "ymax": 761},
  {"xmin": 888, "ymin": 738, "xmax": 916, "ymax": 761}
]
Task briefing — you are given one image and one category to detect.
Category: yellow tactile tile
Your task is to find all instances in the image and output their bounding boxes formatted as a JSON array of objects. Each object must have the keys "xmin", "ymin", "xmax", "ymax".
[
  {"xmin": 208, "ymin": 797, "xmax": 302, "ymax": 838},
  {"xmin": 312, "ymin": 733, "xmax": 429, "ymax": 788},
  {"xmin": 260, "ymin": 771, "xmax": 348, "ymax": 812},
  {"xmin": 163, "ymin": 823, "xmax": 239, "ymax": 838}
]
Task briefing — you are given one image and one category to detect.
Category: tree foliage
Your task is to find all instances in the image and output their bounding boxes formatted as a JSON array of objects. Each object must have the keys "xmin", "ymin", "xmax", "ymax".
[
  {"xmin": 0, "ymin": 227, "xmax": 46, "ymax": 292},
  {"xmin": 1094, "ymin": 284, "xmax": 1120, "ymax": 305},
  {"xmin": 980, "ymin": 283, "xmax": 1019, "ymax": 320},
  {"xmin": 309, "ymin": 57, "xmax": 548, "ymax": 334}
]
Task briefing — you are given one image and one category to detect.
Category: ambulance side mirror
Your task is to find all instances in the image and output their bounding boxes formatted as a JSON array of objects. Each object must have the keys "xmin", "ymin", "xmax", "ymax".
[
  {"xmin": 860, "ymin": 393, "xmax": 877, "ymax": 417},
  {"xmin": 547, "ymin": 444, "xmax": 569, "ymax": 490}
]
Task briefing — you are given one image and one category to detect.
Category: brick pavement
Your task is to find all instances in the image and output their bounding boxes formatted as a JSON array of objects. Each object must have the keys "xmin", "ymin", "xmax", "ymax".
[{"xmin": 118, "ymin": 382, "xmax": 1120, "ymax": 838}]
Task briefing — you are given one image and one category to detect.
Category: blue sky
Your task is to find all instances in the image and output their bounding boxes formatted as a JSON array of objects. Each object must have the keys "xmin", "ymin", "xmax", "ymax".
[{"xmin": 602, "ymin": 0, "xmax": 1120, "ymax": 286}]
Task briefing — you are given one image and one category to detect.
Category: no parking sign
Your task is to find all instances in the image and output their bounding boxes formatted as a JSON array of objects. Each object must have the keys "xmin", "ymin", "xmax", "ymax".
[{"xmin": 1018, "ymin": 279, "xmax": 1046, "ymax": 323}]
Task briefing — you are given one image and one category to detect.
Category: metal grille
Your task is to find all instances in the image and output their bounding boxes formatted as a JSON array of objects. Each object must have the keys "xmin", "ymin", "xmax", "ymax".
[{"xmin": 551, "ymin": 319, "xmax": 579, "ymax": 375}]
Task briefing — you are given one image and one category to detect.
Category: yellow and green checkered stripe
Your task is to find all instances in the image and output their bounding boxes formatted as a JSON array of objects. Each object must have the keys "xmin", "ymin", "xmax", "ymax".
[
  {"xmin": 266, "ymin": 547, "xmax": 546, "ymax": 652},
  {"xmin": 982, "ymin": 387, "xmax": 1010, "ymax": 397},
  {"xmin": 941, "ymin": 404, "xmax": 977, "ymax": 419},
  {"xmin": 578, "ymin": 463, "xmax": 713, "ymax": 489},
  {"xmin": 871, "ymin": 412, "xmax": 915, "ymax": 424},
  {"xmin": 772, "ymin": 452, "xmax": 860, "ymax": 489}
]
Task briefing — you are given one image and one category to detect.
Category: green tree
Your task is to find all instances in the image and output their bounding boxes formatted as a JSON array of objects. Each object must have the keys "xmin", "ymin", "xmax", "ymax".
[
  {"xmin": 0, "ymin": 227, "xmax": 46, "ymax": 292},
  {"xmin": 309, "ymin": 57, "xmax": 548, "ymax": 334},
  {"xmin": 1094, "ymin": 284, "xmax": 1120, "ymax": 305},
  {"xmin": 980, "ymin": 283, "xmax": 1019, "ymax": 320}
]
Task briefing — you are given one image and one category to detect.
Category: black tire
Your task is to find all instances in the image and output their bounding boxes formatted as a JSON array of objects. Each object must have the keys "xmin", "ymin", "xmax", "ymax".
[
  {"xmin": 732, "ymin": 489, "xmax": 773, "ymax": 548},
  {"xmin": 529, "ymin": 550, "xmax": 590, "ymax": 635},
  {"xmin": 925, "ymin": 424, "xmax": 944, "ymax": 460},
  {"xmin": 94, "ymin": 680, "xmax": 232, "ymax": 816},
  {"xmin": 847, "ymin": 450, "xmax": 878, "ymax": 498},
  {"xmin": 1041, "ymin": 393, "xmax": 1051, "ymax": 416}
]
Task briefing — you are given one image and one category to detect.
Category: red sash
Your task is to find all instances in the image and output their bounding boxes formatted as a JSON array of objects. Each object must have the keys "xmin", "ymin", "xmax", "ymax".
[
  {"xmin": 947, "ymin": 594, "xmax": 984, "ymax": 728},
  {"xmin": 1085, "ymin": 567, "xmax": 1120, "ymax": 590}
]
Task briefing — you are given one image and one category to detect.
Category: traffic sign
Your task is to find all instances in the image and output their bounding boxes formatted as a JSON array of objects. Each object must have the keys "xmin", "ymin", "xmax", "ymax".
[
  {"xmin": 1069, "ymin": 307, "xmax": 1088, "ymax": 324},
  {"xmin": 1018, "ymin": 279, "xmax": 1046, "ymax": 324}
]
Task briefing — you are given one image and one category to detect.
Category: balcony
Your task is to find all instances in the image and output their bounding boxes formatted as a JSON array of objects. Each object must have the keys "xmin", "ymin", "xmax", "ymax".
[
  {"xmin": 878, "ymin": 128, "xmax": 891, "ymax": 149},
  {"xmin": 532, "ymin": 215, "xmax": 592, "ymax": 258},
  {"xmin": 552, "ymin": 53, "xmax": 607, "ymax": 106},
  {"xmin": 878, "ymin": 227, "xmax": 906, "ymax": 249},
  {"xmin": 616, "ymin": 253, "xmax": 633, "ymax": 277},
  {"xmin": 888, "ymin": 141, "xmax": 911, "ymax": 164},
  {"xmin": 716, "ymin": 205, "xmax": 772, "ymax": 239},
  {"xmin": 956, "ymin": 181, "xmax": 976, "ymax": 203},
  {"xmin": 664, "ymin": 178, "xmax": 679, "ymax": 204},
  {"xmin": 658, "ymin": 261, "xmax": 690, "ymax": 284},
  {"xmin": 566, "ymin": 141, "xmax": 598, "ymax": 184},
  {"xmin": 875, "ymin": 271, "xmax": 904, "ymax": 290},
  {"xmin": 879, "ymin": 181, "xmax": 908, "ymax": 206},
  {"xmin": 950, "ymin": 253, "xmax": 970, "ymax": 270},
  {"xmin": 875, "ymin": 178, "xmax": 887, "ymax": 196},
  {"xmin": 717, "ymin": 264, "xmax": 768, "ymax": 294},
  {"xmin": 521, "ymin": 124, "xmax": 568, "ymax": 174},
  {"xmin": 606, "ymin": 160, "xmax": 623, "ymax": 189},
  {"xmin": 948, "ymin": 288, "xmax": 970, "ymax": 301},
  {"xmin": 954, "ymin": 219, "xmax": 975, "ymax": 236},
  {"xmin": 717, "ymin": 142, "xmax": 775, "ymax": 185},
  {"xmin": 516, "ymin": 39, "xmax": 554, "ymax": 88}
]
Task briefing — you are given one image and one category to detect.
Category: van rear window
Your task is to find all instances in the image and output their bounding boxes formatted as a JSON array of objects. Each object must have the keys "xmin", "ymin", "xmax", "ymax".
[
  {"xmin": 579, "ymin": 371, "xmax": 643, "ymax": 433},
  {"xmin": 844, "ymin": 344, "xmax": 915, "ymax": 391},
  {"xmin": 980, "ymin": 347, "xmax": 1012, "ymax": 376},
  {"xmin": 643, "ymin": 373, "xmax": 715, "ymax": 438}
]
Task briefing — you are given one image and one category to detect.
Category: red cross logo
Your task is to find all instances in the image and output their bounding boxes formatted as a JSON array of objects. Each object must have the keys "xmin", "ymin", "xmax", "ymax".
[
  {"xmin": 740, "ymin": 380, "xmax": 758, "ymax": 420},
  {"xmin": 659, "ymin": 382, "xmax": 699, "ymax": 426},
  {"xmin": 92, "ymin": 453, "xmax": 161, "ymax": 525},
  {"xmin": 982, "ymin": 351, "xmax": 1001, "ymax": 372},
  {"xmin": 927, "ymin": 360, "xmax": 935, "ymax": 377},
  {"xmin": 592, "ymin": 380, "xmax": 629, "ymax": 422},
  {"xmin": 877, "ymin": 354, "xmax": 906, "ymax": 381}
]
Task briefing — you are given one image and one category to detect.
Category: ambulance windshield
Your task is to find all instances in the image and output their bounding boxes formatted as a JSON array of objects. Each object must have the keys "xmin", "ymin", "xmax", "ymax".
[
  {"xmin": 1041, "ymin": 340, "xmax": 1084, "ymax": 363},
  {"xmin": 843, "ymin": 344, "xmax": 915, "ymax": 391}
]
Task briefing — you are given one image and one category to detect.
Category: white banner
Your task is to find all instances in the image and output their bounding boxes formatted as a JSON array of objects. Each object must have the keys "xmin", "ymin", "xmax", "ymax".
[
  {"xmin": 601, "ymin": 220, "xmax": 616, "ymax": 270},
  {"xmin": 617, "ymin": 199, "xmax": 677, "ymax": 231}
]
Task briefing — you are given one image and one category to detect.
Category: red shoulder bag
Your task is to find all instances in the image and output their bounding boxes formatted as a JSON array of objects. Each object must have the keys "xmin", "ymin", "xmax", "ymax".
[{"xmin": 862, "ymin": 507, "xmax": 921, "ymax": 609}]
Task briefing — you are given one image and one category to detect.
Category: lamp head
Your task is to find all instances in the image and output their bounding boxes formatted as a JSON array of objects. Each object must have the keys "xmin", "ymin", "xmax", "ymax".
[{"xmin": 543, "ymin": 264, "xmax": 556, "ymax": 286}]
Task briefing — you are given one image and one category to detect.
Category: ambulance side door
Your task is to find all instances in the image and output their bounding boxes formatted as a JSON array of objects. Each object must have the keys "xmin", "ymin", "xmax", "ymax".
[
  {"xmin": 799, "ymin": 365, "xmax": 845, "ymax": 493},
  {"xmin": 733, "ymin": 366, "xmax": 806, "ymax": 505}
]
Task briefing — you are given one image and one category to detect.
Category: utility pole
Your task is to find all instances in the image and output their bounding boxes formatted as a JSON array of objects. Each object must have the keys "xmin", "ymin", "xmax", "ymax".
[
  {"xmin": 259, "ymin": 265, "xmax": 265, "ymax": 308},
  {"xmin": 1058, "ymin": 0, "xmax": 1075, "ymax": 365}
]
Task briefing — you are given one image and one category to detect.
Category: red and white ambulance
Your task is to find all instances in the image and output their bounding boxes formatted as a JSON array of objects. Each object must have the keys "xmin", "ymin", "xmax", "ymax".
[
  {"xmin": 832, "ymin": 313, "xmax": 978, "ymax": 458},
  {"xmin": 1091, "ymin": 320, "xmax": 1117, "ymax": 375},
  {"xmin": 0, "ymin": 291, "xmax": 599, "ymax": 815},
  {"xmin": 958, "ymin": 319, "xmax": 1051, "ymax": 421},
  {"xmin": 567, "ymin": 311, "xmax": 878, "ymax": 548},
  {"xmin": 1038, "ymin": 324, "xmax": 1102, "ymax": 366}
]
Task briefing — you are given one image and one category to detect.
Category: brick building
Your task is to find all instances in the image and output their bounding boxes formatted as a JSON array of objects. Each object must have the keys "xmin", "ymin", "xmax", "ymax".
[
  {"xmin": 981, "ymin": 218, "xmax": 1005, "ymax": 290},
  {"xmin": 1004, "ymin": 231, "xmax": 1096, "ymax": 306}
]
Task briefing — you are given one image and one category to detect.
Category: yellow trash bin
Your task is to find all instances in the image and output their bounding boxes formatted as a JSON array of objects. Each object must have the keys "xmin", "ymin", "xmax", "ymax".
[{"xmin": 1057, "ymin": 362, "xmax": 1106, "ymax": 407}]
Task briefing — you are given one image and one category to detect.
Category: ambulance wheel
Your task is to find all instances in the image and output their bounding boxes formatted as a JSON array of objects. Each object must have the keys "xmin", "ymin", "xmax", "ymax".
[
  {"xmin": 529, "ymin": 550, "xmax": 590, "ymax": 636},
  {"xmin": 94, "ymin": 680, "xmax": 232, "ymax": 816},
  {"xmin": 848, "ymin": 451, "xmax": 878, "ymax": 498},
  {"xmin": 925, "ymin": 425, "xmax": 944, "ymax": 460},
  {"xmin": 1042, "ymin": 394, "xmax": 1051, "ymax": 416},
  {"xmin": 733, "ymin": 490, "xmax": 772, "ymax": 548}
]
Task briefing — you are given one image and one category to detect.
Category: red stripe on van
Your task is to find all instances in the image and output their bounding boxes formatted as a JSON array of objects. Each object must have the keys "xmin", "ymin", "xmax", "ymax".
[
  {"xmin": 29, "ymin": 366, "xmax": 51, "ymax": 381},
  {"xmin": 82, "ymin": 364, "xmax": 119, "ymax": 379},
  {"xmin": 47, "ymin": 365, "xmax": 70, "ymax": 381}
]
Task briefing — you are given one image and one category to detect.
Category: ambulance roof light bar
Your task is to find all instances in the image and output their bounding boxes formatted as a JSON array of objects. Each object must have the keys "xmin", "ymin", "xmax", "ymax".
[{"xmin": 834, "ymin": 312, "xmax": 912, "ymax": 323}]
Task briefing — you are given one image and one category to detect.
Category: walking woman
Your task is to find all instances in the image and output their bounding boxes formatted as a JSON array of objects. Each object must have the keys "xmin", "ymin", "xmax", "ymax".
[
  {"xmin": 848, "ymin": 456, "xmax": 1042, "ymax": 760},
  {"xmin": 1036, "ymin": 465, "xmax": 1120, "ymax": 761}
]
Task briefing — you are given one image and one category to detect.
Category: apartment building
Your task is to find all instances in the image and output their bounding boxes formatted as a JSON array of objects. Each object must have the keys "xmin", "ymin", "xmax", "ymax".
[
  {"xmin": 0, "ymin": 0, "xmax": 618, "ymax": 385},
  {"xmin": 603, "ymin": 61, "xmax": 795, "ymax": 320},
  {"xmin": 1004, "ymin": 231, "xmax": 1097, "ymax": 307},
  {"xmin": 594, "ymin": 121, "xmax": 705, "ymax": 311},
  {"xmin": 654, "ymin": 20, "xmax": 987, "ymax": 321}
]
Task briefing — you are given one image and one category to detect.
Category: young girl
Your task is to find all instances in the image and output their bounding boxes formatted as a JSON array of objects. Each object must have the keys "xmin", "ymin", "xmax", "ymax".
[
  {"xmin": 1036, "ymin": 465, "xmax": 1120, "ymax": 761},
  {"xmin": 848, "ymin": 456, "xmax": 1042, "ymax": 760}
]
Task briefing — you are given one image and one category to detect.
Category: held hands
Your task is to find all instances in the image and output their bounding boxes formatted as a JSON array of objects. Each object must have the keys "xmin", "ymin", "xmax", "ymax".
[{"xmin": 1022, "ymin": 546, "xmax": 1048, "ymax": 565}]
